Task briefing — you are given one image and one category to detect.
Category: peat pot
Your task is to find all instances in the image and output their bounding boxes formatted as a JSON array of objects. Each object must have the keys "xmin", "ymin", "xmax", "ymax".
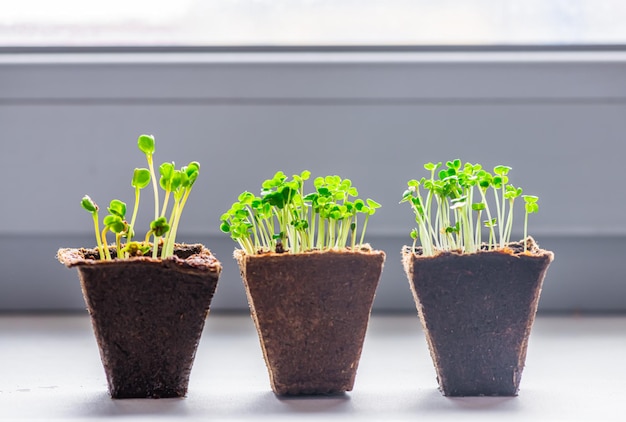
[
  {"xmin": 402, "ymin": 237, "xmax": 554, "ymax": 396},
  {"xmin": 235, "ymin": 247, "xmax": 385, "ymax": 395},
  {"xmin": 57, "ymin": 243, "xmax": 221, "ymax": 399}
]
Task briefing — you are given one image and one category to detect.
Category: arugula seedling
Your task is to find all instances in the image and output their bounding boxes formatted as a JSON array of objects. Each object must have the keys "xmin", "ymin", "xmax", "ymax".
[
  {"xmin": 402, "ymin": 160, "xmax": 539, "ymax": 256},
  {"xmin": 221, "ymin": 171, "xmax": 379, "ymax": 254},
  {"xmin": 137, "ymin": 135, "xmax": 159, "ymax": 217},
  {"xmin": 81, "ymin": 195, "xmax": 105, "ymax": 259},
  {"xmin": 102, "ymin": 199, "xmax": 129, "ymax": 260},
  {"xmin": 81, "ymin": 134, "xmax": 199, "ymax": 260},
  {"xmin": 523, "ymin": 195, "xmax": 539, "ymax": 253},
  {"xmin": 161, "ymin": 162, "xmax": 200, "ymax": 258},
  {"xmin": 127, "ymin": 168, "xmax": 151, "ymax": 254}
]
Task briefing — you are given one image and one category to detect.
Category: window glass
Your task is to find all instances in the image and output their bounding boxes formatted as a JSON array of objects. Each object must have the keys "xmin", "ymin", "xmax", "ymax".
[{"xmin": 1, "ymin": 0, "xmax": 625, "ymax": 47}]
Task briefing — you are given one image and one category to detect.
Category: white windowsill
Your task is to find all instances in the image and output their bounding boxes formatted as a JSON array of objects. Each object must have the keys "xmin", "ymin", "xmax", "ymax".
[{"xmin": 0, "ymin": 314, "xmax": 623, "ymax": 421}]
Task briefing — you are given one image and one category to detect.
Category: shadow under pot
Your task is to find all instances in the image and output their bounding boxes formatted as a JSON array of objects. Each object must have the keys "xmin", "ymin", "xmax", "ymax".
[
  {"xmin": 235, "ymin": 248, "xmax": 385, "ymax": 395},
  {"xmin": 402, "ymin": 237, "xmax": 554, "ymax": 397},
  {"xmin": 57, "ymin": 243, "xmax": 221, "ymax": 399}
]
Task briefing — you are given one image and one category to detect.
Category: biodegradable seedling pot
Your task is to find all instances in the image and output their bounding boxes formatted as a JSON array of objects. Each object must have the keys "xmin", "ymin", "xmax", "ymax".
[
  {"xmin": 57, "ymin": 243, "xmax": 221, "ymax": 399},
  {"xmin": 235, "ymin": 247, "xmax": 385, "ymax": 395},
  {"xmin": 402, "ymin": 237, "xmax": 553, "ymax": 396}
]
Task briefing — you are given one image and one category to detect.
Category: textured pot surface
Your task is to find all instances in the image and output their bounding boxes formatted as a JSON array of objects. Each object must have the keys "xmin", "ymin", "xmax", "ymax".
[
  {"xmin": 236, "ymin": 248, "xmax": 385, "ymax": 395},
  {"xmin": 58, "ymin": 244, "xmax": 222, "ymax": 399},
  {"xmin": 402, "ymin": 238, "xmax": 554, "ymax": 396}
]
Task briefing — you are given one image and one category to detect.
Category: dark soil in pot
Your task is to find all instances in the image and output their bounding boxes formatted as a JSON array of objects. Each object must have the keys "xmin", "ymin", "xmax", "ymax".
[
  {"xmin": 402, "ymin": 237, "xmax": 554, "ymax": 396},
  {"xmin": 235, "ymin": 247, "xmax": 385, "ymax": 395},
  {"xmin": 57, "ymin": 243, "xmax": 221, "ymax": 399}
]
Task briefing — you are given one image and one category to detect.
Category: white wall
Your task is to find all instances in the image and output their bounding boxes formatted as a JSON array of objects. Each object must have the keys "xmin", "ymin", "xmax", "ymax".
[{"xmin": 1, "ymin": 50, "xmax": 625, "ymax": 312}]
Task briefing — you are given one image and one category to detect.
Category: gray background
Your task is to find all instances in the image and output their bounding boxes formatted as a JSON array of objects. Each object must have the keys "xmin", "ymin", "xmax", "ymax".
[{"xmin": 1, "ymin": 50, "xmax": 625, "ymax": 312}]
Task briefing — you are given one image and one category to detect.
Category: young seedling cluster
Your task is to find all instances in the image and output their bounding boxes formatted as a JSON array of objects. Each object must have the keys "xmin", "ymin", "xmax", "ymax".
[
  {"xmin": 81, "ymin": 134, "xmax": 200, "ymax": 260},
  {"xmin": 401, "ymin": 160, "xmax": 539, "ymax": 256},
  {"xmin": 220, "ymin": 171, "xmax": 380, "ymax": 254}
]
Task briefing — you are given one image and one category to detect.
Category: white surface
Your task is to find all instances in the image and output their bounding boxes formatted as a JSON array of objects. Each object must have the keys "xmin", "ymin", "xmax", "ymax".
[{"xmin": 0, "ymin": 314, "xmax": 624, "ymax": 421}]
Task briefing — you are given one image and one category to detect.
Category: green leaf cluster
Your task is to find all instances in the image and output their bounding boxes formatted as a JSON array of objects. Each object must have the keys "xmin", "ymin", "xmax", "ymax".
[
  {"xmin": 80, "ymin": 134, "xmax": 200, "ymax": 260},
  {"xmin": 220, "ymin": 171, "xmax": 380, "ymax": 254},
  {"xmin": 400, "ymin": 160, "xmax": 539, "ymax": 256}
]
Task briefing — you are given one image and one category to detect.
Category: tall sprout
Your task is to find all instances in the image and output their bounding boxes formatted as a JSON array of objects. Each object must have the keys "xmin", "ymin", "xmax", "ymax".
[
  {"xmin": 81, "ymin": 195, "xmax": 104, "ymax": 259},
  {"xmin": 81, "ymin": 134, "xmax": 200, "ymax": 260}
]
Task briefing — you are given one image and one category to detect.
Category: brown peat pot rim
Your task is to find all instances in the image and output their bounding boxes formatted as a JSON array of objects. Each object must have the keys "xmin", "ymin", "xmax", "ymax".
[
  {"xmin": 402, "ymin": 236, "xmax": 554, "ymax": 397},
  {"xmin": 401, "ymin": 236, "xmax": 552, "ymax": 260},
  {"xmin": 235, "ymin": 246, "xmax": 385, "ymax": 396},
  {"xmin": 234, "ymin": 243, "xmax": 382, "ymax": 259},
  {"xmin": 57, "ymin": 243, "xmax": 222, "ymax": 275},
  {"xmin": 57, "ymin": 243, "xmax": 221, "ymax": 399}
]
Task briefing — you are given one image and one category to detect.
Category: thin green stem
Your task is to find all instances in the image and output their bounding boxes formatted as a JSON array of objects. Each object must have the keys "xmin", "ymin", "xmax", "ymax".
[
  {"xmin": 429, "ymin": 197, "xmax": 441, "ymax": 250},
  {"xmin": 500, "ymin": 185, "xmax": 506, "ymax": 246},
  {"xmin": 420, "ymin": 223, "xmax": 432, "ymax": 256},
  {"xmin": 359, "ymin": 214, "xmax": 370, "ymax": 247},
  {"xmin": 100, "ymin": 228, "xmax": 112, "ymax": 260},
  {"xmin": 258, "ymin": 213, "xmax": 272, "ymax": 250},
  {"xmin": 479, "ymin": 189, "xmax": 495, "ymax": 249},
  {"xmin": 92, "ymin": 213, "xmax": 105, "ymax": 260},
  {"xmin": 151, "ymin": 235, "xmax": 159, "ymax": 259},
  {"xmin": 467, "ymin": 188, "xmax": 475, "ymax": 250},
  {"xmin": 163, "ymin": 195, "xmax": 182, "ymax": 258},
  {"xmin": 160, "ymin": 190, "xmax": 171, "ymax": 219},
  {"xmin": 422, "ymin": 191, "xmax": 439, "ymax": 251},
  {"xmin": 328, "ymin": 219, "xmax": 336, "ymax": 249},
  {"xmin": 524, "ymin": 211, "xmax": 529, "ymax": 253},
  {"xmin": 309, "ymin": 209, "xmax": 317, "ymax": 249},
  {"xmin": 461, "ymin": 206, "xmax": 473, "ymax": 253},
  {"xmin": 249, "ymin": 210, "xmax": 261, "ymax": 252},
  {"xmin": 242, "ymin": 236, "xmax": 255, "ymax": 255},
  {"xmin": 317, "ymin": 216, "xmax": 325, "ymax": 249},
  {"xmin": 504, "ymin": 199, "xmax": 515, "ymax": 245},
  {"xmin": 126, "ymin": 188, "xmax": 141, "ymax": 258},
  {"xmin": 340, "ymin": 218, "xmax": 351, "ymax": 248},
  {"xmin": 115, "ymin": 233, "xmax": 122, "ymax": 258},
  {"xmin": 474, "ymin": 210, "xmax": 482, "ymax": 247},
  {"xmin": 493, "ymin": 186, "xmax": 503, "ymax": 248},
  {"xmin": 146, "ymin": 155, "xmax": 159, "ymax": 221}
]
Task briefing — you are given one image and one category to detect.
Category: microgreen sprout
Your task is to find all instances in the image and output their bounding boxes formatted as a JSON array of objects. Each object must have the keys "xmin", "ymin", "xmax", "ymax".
[
  {"xmin": 523, "ymin": 195, "xmax": 539, "ymax": 253},
  {"xmin": 160, "ymin": 161, "xmax": 200, "ymax": 258},
  {"xmin": 128, "ymin": 168, "xmax": 151, "ymax": 244},
  {"xmin": 138, "ymin": 134, "xmax": 159, "ymax": 218},
  {"xmin": 81, "ymin": 134, "xmax": 200, "ymax": 261},
  {"xmin": 101, "ymin": 199, "xmax": 128, "ymax": 259},
  {"xmin": 401, "ymin": 160, "xmax": 539, "ymax": 256},
  {"xmin": 145, "ymin": 217, "xmax": 170, "ymax": 245},
  {"xmin": 220, "ymin": 171, "xmax": 380, "ymax": 254},
  {"xmin": 138, "ymin": 134, "xmax": 160, "ymax": 256},
  {"xmin": 81, "ymin": 195, "xmax": 105, "ymax": 259}
]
